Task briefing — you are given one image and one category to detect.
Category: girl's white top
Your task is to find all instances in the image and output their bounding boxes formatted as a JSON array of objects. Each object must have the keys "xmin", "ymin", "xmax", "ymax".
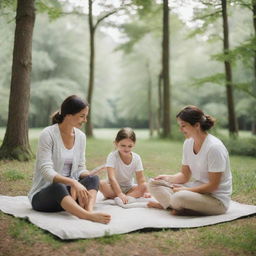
[
  {"xmin": 28, "ymin": 124, "xmax": 88, "ymax": 202},
  {"xmin": 105, "ymin": 150, "xmax": 144, "ymax": 188},
  {"xmin": 182, "ymin": 134, "xmax": 232, "ymax": 209}
]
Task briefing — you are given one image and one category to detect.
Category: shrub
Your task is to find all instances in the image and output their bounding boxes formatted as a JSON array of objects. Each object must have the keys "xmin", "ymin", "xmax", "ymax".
[{"xmin": 222, "ymin": 137, "xmax": 256, "ymax": 157}]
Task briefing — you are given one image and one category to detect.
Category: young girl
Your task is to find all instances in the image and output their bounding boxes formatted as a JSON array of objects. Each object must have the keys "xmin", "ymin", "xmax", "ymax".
[{"xmin": 100, "ymin": 127, "xmax": 150, "ymax": 204}]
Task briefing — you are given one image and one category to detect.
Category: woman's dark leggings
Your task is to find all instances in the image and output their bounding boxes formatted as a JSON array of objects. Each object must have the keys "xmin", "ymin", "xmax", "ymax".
[{"xmin": 31, "ymin": 175, "xmax": 99, "ymax": 212}]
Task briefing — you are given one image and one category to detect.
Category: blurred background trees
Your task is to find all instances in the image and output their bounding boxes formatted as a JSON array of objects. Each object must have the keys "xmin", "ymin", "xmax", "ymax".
[{"xmin": 0, "ymin": 0, "xmax": 255, "ymax": 156}]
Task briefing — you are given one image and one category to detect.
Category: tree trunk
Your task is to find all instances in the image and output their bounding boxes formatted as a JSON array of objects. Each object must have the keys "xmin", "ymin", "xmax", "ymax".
[
  {"xmin": 86, "ymin": 0, "xmax": 94, "ymax": 137},
  {"xmin": 0, "ymin": 0, "xmax": 35, "ymax": 161},
  {"xmin": 221, "ymin": 0, "xmax": 238, "ymax": 137},
  {"xmin": 146, "ymin": 61, "xmax": 153, "ymax": 137},
  {"xmin": 252, "ymin": 0, "xmax": 256, "ymax": 88},
  {"xmin": 252, "ymin": 0, "xmax": 256, "ymax": 135},
  {"xmin": 162, "ymin": 0, "xmax": 171, "ymax": 137},
  {"xmin": 157, "ymin": 72, "xmax": 163, "ymax": 136}
]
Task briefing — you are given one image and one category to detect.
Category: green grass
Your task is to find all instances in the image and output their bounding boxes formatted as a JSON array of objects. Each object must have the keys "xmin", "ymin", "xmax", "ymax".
[
  {"xmin": 3, "ymin": 169, "xmax": 25, "ymax": 181},
  {"xmin": 6, "ymin": 214, "xmax": 63, "ymax": 249},
  {"xmin": 198, "ymin": 223, "xmax": 256, "ymax": 254},
  {"xmin": 95, "ymin": 233, "xmax": 123, "ymax": 245},
  {"xmin": 0, "ymin": 128, "xmax": 255, "ymax": 256}
]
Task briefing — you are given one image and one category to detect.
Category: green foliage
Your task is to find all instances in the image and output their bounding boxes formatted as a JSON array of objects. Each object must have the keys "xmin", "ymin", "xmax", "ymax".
[
  {"xmin": 192, "ymin": 73, "xmax": 225, "ymax": 87},
  {"xmin": 229, "ymin": 37, "xmax": 256, "ymax": 65},
  {"xmin": 35, "ymin": 0, "xmax": 63, "ymax": 20},
  {"xmin": 117, "ymin": 23, "xmax": 151, "ymax": 53},
  {"xmin": 0, "ymin": 0, "xmax": 255, "ymax": 134},
  {"xmin": 235, "ymin": 82, "xmax": 256, "ymax": 98},
  {"xmin": 0, "ymin": 0, "xmax": 16, "ymax": 12},
  {"xmin": 222, "ymin": 136, "xmax": 256, "ymax": 157},
  {"xmin": 117, "ymin": 2, "xmax": 161, "ymax": 53},
  {"xmin": 132, "ymin": 0, "xmax": 154, "ymax": 17},
  {"xmin": 190, "ymin": 1, "xmax": 223, "ymax": 38}
]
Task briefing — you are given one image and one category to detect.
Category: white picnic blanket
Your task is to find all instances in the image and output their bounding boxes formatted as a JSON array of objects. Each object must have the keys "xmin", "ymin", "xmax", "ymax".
[{"xmin": 0, "ymin": 194, "xmax": 255, "ymax": 240}]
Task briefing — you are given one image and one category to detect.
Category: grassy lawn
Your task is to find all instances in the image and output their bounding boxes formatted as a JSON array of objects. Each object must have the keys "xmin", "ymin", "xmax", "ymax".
[{"xmin": 0, "ymin": 129, "xmax": 255, "ymax": 256}]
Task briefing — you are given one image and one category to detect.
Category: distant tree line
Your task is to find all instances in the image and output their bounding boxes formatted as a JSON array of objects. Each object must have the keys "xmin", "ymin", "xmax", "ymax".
[{"xmin": 0, "ymin": 0, "xmax": 255, "ymax": 160}]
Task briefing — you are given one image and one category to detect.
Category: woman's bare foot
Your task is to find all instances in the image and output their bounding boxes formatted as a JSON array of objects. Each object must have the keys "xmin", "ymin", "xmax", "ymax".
[
  {"xmin": 147, "ymin": 201, "xmax": 164, "ymax": 209},
  {"xmin": 88, "ymin": 212, "xmax": 111, "ymax": 224}
]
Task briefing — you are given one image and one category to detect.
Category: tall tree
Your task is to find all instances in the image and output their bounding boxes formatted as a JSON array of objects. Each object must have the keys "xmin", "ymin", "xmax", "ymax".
[
  {"xmin": 192, "ymin": 0, "xmax": 238, "ymax": 137},
  {"xmin": 0, "ymin": 0, "xmax": 35, "ymax": 160},
  {"xmin": 221, "ymin": 0, "xmax": 238, "ymax": 136},
  {"xmin": 253, "ymin": 0, "xmax": 256, "ymax": 87},
  {"xmin": 228, "ymin": 0, "xmax": 256, "ymax": 134},
  {"xmin": 87, "ymin": 0, "xmax": 123, "ymax": 137},
  {"xmin": 146, "ymin": 61, "xmax": 154, "ymax": 137},
  {"xmin": 161, "ymin": 0, "xmax": 171, "ymax": 137},
  {"xmin": 251, "ymin": 0, "xmax": 256, "ymax": 134}
]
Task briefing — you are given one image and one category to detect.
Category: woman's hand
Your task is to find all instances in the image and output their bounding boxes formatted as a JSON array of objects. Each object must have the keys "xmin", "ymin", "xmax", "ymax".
[
  {"xmin": 172, "ymin": 184, "xmax": 187, "ymax": 193},
  {"xmin": 71, "ymin": 180, "xmax": 91, "ymax": 208},
  {"xmin": 154, "ymin": 175, "xmax": 170, "ymax": 182},
  {"xmin": 118, "ymin": 192, "xmax": 129, "ymax": 204}
]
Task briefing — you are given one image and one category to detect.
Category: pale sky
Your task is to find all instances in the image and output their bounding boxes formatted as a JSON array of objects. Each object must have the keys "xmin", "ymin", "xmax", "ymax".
[{"xmin": 59, "ymin": 0, "xmax": 204, "ymax": 42}]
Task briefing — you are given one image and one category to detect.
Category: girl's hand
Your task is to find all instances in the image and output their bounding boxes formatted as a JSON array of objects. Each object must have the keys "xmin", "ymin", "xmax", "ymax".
[
  {"xmin": 118, "ymin": 193, "xmax": 129, "ymax": 204},
  {"xmin": 154, "ymin": 175, "xmax": 170, "ymax": 181},
  {"xmin": 143, "ymin": 192, "xmax": 151, "ymax": 198}
]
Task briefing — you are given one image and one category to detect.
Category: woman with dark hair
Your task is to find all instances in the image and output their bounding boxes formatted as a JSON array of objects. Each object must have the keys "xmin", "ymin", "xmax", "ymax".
[
  {"xmin": 148, "ymin": 105, "xmax": 232, "ymax": 216},
  {"xmin": 28, "ymin": 95, "xmax": 111, "ymax": 224}
]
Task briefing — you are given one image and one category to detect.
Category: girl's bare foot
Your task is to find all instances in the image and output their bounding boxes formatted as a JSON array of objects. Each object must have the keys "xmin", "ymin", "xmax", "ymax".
[
  {"xmin": 147, "ymin": 201, "xmax": 164, "ymax": 209},
  {"xmin": 88, "ymin": 212, "xmax": 111, "ymax": 224}
]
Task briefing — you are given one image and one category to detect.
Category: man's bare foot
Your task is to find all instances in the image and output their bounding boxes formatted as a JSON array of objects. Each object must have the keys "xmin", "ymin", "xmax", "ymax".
[
  {"xmin": 88, "ymin": 212, "xmax": 111, "ymax": 224},
  {"xmin": 147, "ymin": 201, "xmax": 164, "ymax": 209}
]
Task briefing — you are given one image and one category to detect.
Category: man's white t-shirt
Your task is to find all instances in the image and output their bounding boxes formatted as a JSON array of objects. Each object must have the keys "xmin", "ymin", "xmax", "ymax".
[
  {"xmin": 182, "ymin": 134, "xmax": 232, "ymax": 209},
  {"xmin": 106, "ymin": 150, "xmax": 144, "ymax": 188}
]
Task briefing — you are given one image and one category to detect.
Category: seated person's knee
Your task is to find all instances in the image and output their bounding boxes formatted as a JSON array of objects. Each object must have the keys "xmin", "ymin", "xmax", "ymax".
[{"xmin": 171, "ymin": 191, "xmax": 191, "ymax": 209}]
